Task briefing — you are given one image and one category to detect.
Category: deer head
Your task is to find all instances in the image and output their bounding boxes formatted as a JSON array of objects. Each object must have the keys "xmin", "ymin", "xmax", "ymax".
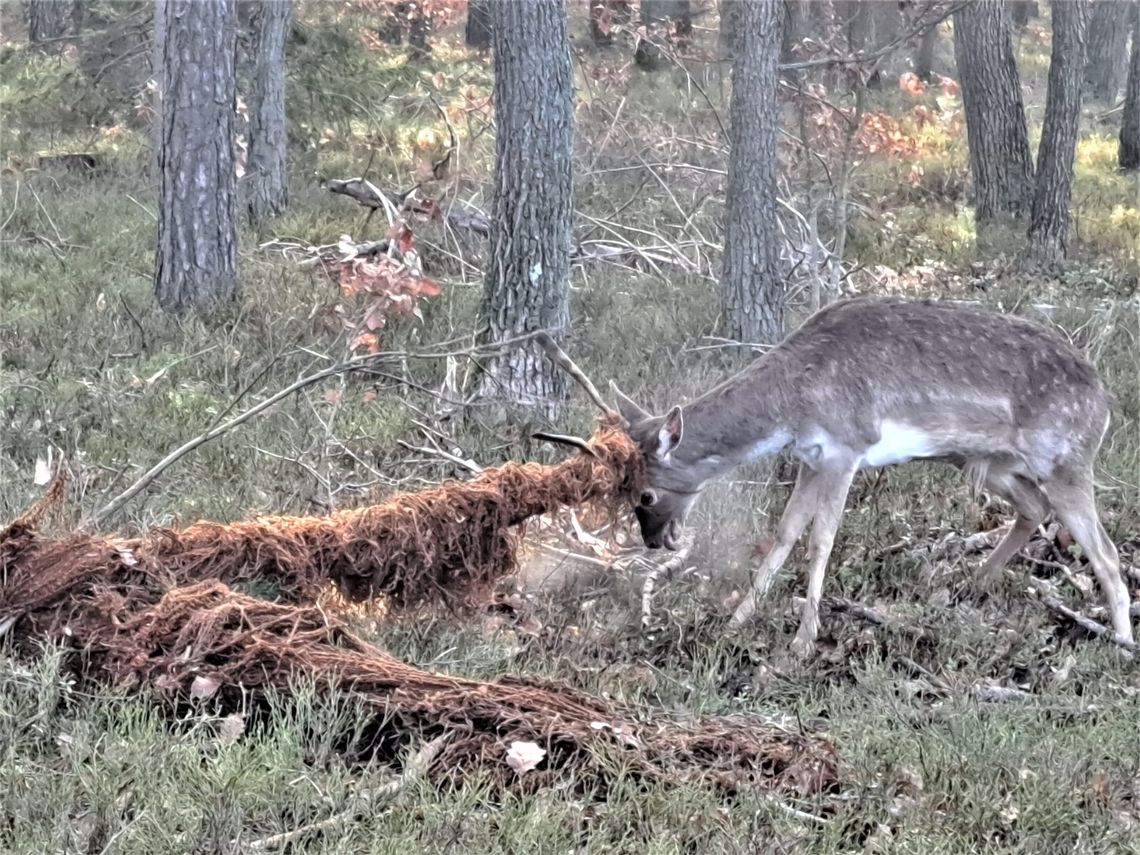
[{"xmin": 611, "ymin": 384, "xmax": 699, "ymax": 552}]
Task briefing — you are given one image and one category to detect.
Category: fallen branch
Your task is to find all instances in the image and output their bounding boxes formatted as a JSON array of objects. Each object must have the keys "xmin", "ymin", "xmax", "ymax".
[
  {"xmin": 571, "ymin": 238, "xmax": 699, "ymax": 274},
  {"xmin": 1029, "ymin": 578, "xmax": 1138, "ymax": 654},
  {"xmin": 79, "ymin": 354, "xmax": 385, "ymax": 532},
  {"xmin": 638, "ymin": 534, "xmax": 694, "ymax": 628},
  {"xmin": 324, "ymin": 177, "xmax": 490, "ymax": 238},
  {"xmin": 972, "ymin": 681, "xmax": 1034, "ymax": 703},
  {"xmin": 244, "ymin": 734, "xmax": 450, "ymax": 851},
  {"xmin": 821, "ymin": 597, "xmax": 888, "ymax": 627}
]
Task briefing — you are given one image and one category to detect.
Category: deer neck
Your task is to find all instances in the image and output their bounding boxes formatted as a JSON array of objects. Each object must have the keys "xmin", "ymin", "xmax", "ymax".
[{"xmin": 670, "ymin": 356, "xmax": 794, "ymax": 480}]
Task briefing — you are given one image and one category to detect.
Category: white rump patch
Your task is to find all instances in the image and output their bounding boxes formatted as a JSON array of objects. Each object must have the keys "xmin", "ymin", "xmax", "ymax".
[
  {"xmin": 860, "ymin": 421, "xmax": 939, "ymax": 468},
  {"xmin": 744, "ymin": 431, "xmax": 792, "ymax": 462}
]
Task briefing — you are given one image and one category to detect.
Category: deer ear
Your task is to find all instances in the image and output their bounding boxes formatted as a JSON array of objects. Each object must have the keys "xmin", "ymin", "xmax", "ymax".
[
  {"xmin": 656, "ymin": 406, "xmax": 683, "ymax": 459},
  {"xmin": 610, "ymin": 381, "xmax": 648, "ymax": 424}
]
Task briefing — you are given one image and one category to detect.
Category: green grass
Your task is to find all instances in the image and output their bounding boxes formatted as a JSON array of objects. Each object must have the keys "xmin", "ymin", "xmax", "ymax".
[{"xmin": 3, "ymin": 6, "xmax": 1140, "ymax": 854}]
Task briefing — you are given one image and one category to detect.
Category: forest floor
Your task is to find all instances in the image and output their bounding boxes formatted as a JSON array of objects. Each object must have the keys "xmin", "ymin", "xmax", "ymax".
[{"xmin": 2, "ymin": 6, "xmax": 1139, "ymax": 854}]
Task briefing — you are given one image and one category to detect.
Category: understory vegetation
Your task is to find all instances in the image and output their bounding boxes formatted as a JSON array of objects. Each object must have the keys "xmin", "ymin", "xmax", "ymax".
[{"xmin": 2, "ymin": 3, "xmax": 1139, "ymax": 853}]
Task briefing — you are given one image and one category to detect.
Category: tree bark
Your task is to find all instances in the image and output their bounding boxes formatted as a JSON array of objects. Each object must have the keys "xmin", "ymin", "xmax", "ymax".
[
  {"xmin": 1083, "ymin": 0, "xmax": 1132, "ymax": 103},
  {"xmin": 23, "ymin": 0, "xmax": 73, "ymax": 48},
  {"xmin": 1121, "ymin": 3, "xmax": 1140, "ymax": 169},
  {"xmin": 722, "ymin": 0, "xmax": 785, "ymax": 346},
  {"xmin": 154, "ymin": 0, "xmax": 239, "ymax": 313},
  {"xmin": 720, "ymin": 0, "xmax": 741, "ymax": 60},
  {"xmin": 914, "ymin": 16, "xmax": 940, "ymax": 81},
  {"xmin": 1008, "ymin": 0, "xmax": 1038, "ymax": 31},
  {"xmin": 478, "ymin": 0, "xmax": 573, "ymax": 412},
  {"xmin": 953, "ymin": 0, "xmax": 1035, "ymax": 223},
  {"xmin": 1027, "ymin": 0, "xmax": 1090, "ymax": 264},
  {"xmin": 406, "ymin": 1, "xmax": 431, "ymax": 60},
  {"xmin": 466, "ymin": 0, "xmax": 492, "ymax": 49},
  {"xmin": 245, "ymin": 0, "xmax": 291, "ymax": 226}
]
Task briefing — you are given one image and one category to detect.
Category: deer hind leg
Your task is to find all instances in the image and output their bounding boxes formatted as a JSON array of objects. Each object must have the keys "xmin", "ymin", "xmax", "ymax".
[
  {"xmin": 730, "ymin": 464, "xmax": 822, "ymax": 627},
  {"xmin": 978, "ymin": 466, "xmax": 1050, "ymax": 588},
  {"xmin": 790, "ymin": 464, "xmax": 858, "ymax": 660},
  {"xmin": 1047, "ymin": 471, "xmax": 1134, "ymax": 644}
]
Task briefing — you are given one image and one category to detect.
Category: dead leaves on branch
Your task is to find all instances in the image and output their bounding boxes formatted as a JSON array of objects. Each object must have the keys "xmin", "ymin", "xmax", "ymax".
[{"xmin": 335, "ymin": 235, "xmax": 442, "ymax": 353}]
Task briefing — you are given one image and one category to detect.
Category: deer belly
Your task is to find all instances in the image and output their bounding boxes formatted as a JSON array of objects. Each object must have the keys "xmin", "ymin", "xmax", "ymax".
[{"xmin": 859, "ymin": 421, "xmax": 941, "ymax": 468}]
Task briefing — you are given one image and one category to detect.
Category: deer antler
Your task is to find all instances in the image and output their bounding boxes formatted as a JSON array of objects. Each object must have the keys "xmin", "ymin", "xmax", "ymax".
[
  {"xmin": 534, "ymin": 332, "xmax": 615, "ymax": 418},
  {"xmin": 531, "ymin": 431, "xmax": 596, "ymax": 457}
]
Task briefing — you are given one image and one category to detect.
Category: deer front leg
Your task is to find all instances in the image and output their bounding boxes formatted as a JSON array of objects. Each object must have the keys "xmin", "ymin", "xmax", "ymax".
[
  {"xmin": 790, "ymin": 465, "xmax": 857, "ymax": 660},
  {"xmin": 730, "ymin": 465, "xmax": 821, "ymax": 627}
]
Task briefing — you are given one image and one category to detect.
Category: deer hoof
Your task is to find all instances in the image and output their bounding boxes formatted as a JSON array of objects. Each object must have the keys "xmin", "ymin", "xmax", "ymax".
[
  {"xmin": 730, "ymin": 597, "xmax": 756, "ymax": 627},
  {"xmin": 789, "ymin": 634, "xmax": 817, "ymax": 661}
]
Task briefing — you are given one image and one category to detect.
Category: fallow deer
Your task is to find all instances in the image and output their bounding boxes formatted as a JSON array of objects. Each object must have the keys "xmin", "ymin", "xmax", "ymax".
[{"xmin": 608, "ymin": 296, "xmax": 1134, "ymax": 658}]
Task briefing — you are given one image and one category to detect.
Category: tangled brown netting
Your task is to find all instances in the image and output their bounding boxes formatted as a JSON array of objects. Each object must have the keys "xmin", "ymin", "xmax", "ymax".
[
  {"xmin": 48, "ymin": 580, "xmax": 838, "ymax": 793},
  {"xmin": 0, "ymin": 420, "xmax": 839, "ymax": 795},
  {"xmin": 1, "ymin": 421, "xmax": 644, "ymax": 635}
]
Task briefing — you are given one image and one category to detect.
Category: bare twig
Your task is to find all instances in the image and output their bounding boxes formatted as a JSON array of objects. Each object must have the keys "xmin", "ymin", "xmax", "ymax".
[
  {"xmin": 243, "ymin": 734, "xmax": 450, "ymax": 851},
  {"xmin": 764, "ymin": 795, "xmax": 830, "ymax": 826},
  {"xmin": 79, "ymin": 354, "xmax": 385, "ymax": 532},
  {"xmin": 395, "ymin": 438, "xmax": 482, "ymax": 474},
  {"xmin": 640, "ymin": 535, "xmax": 694, "ymax": 627},
  {"xmin": 822, "ymin": 596, "xmax": 887, "ymax": 627},
  {"xmin": 973, "ymin": 682, "xmax": 1035, "ymax": 703},
  {"xmin": 1029, "ymin": 578, "xmax": 1138, "ymax": 653},
  {"xmin": 778, "ymin": 2, "xmax": 965, "ymax": 73}
]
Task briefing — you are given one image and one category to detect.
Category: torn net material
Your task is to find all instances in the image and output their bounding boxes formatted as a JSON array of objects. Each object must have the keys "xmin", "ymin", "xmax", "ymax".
[
  {"xmin": 1, "ymin": 421, "xmax": 837, "ymax": 794},
  {"xmin": 2, "ymin": 422, "xmax": 643, "ymax": 631}
]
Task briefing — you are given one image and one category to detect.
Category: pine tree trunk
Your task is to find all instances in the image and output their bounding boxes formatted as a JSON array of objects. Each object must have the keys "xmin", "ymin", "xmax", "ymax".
[
  {"xmin": 953, "ymin": 0, "xmax": 1035, "ymax": 223},
  {"xmin": 914, "ymin": 17, "xmax": 940, "ymax": 81},
  {"xmin": 1083, "ymin": 0, "xmax": 1132, "ymax": 103},
  {"xmin": 24, "ymin": 0, "xmax": 73, "ymax": 48},
  {"xmin": 1027, "ymin": 0, "xmax": 1090, "ymax": 265},
  {"xmin": 407, "ymin": 1, "xmax": 431, "ymax": 60},
  {"xmin": 1009, "ymin": 0, "xmax": 1038, "ymax": 31},
  {"xmin": 478, "ymin": 0, "xmax": 573, "ymax": 413},
  {"xmin": 722, "ymin": 0, "xmax": 785, "ymax": 346},
  {"xmin": 779, "ymin": 0, "xmax": 804, "ymax": 62},
  {"xmin": 1121, "ymin": 3, "xmax": 1140, "ymax": 169},
  {"xmin": 246, "ymin": 0, "xmax": 291, "ymax": 226},
  {"xmin": 466, "ymin": 0, "xmax": 492, "ymax": 49},
  {"xmin": 154, "ymin": 0, "xmax": 239, "ymax": 313},
  {"xmin": 720, "ymin": 0, "xmax": 741, "ymax": 60}
]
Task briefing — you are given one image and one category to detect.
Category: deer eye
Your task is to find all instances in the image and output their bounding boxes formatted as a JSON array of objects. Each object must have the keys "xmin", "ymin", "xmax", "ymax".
[{"xmin": 639, "ymin": 490, "xmax": 658, "ymax": 508}]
